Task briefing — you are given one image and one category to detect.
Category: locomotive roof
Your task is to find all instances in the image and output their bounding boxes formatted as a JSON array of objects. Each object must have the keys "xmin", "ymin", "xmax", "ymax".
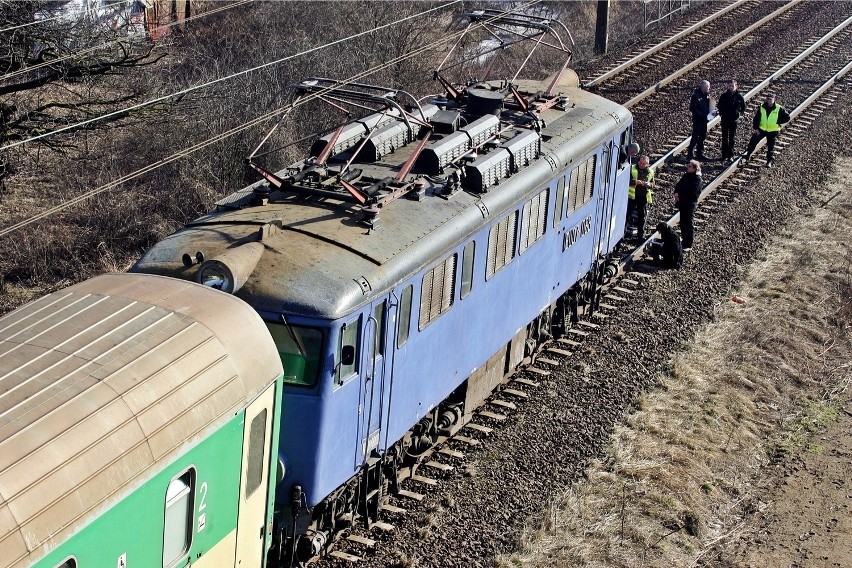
[
  {"xmin": 133, "ymin": 80, "xmax": 631, "ymax": 320},
  {"xmin": 0, "ymin": 274, "xmax": 283, "ymax": 568}
]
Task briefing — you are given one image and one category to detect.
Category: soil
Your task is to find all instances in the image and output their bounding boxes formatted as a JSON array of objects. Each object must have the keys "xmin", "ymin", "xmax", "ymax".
[{"xmin": 719, "ymin": 395, "xmax": 852, "ymax": 568}]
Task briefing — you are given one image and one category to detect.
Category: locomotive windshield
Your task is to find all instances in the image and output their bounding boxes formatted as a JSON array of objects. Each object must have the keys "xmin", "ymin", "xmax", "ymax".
[{"xmin": 265, "ymin": 321, "xmax": 324, "ymax": 386}]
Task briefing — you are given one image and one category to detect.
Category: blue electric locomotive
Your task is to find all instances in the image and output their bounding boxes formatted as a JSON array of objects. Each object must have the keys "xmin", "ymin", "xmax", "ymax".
[{"xmin": 131, "ymin": 11, "xmax": 633, "ymax": 564}]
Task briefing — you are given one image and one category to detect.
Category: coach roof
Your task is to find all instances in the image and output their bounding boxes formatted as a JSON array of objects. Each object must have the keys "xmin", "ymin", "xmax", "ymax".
[{"xmin": 0, "ymin": 273, "xmax": 283, "ymax": 568}]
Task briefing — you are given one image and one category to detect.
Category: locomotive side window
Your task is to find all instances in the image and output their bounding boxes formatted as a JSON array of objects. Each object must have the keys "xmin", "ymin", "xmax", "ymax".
[
  {"xmin": 245, "ymin": 409, "xmax": 268, "ymax": 498},
  {"xmin": 419, "ymin": 254, "xmax": 456, "ymax": 330},
  {"xmin": 163, "ymin": 469, "xmax": 195, "ymax": 567},
  {"xmin": 337, "ymin": 319, "xmax": 360, "ymax": 384},
  {"xmin": 460, "ymin": 241, "xmax": 475, "ymax": 299},
  {"xmin": 55, "ymin": 559, "xmax": 76, "ymax": 568},
  {"xmin": 486, "ymin": 211, "xmax": 518, "ymax": 280},
  {"xmin": 552, "ymin": 175, "xmax": 566, "ymax": 228},
  {"xmin": 619, "ymin": 127, "xmax": 632, "ymax": 165},
  {"xmin": 372, "ymin": 301, "xmax": 385, "ymax": 359},
  {"xmin": 266, "ymin": 322, "xmax": 324, "ymax": 387},
  {"xmin": 520, "ymin": 188, "xmax": 549, "ymax": 253},
  {"xmin": 397, "ymin": 285, "xmax": 413, "ymax": 348}
]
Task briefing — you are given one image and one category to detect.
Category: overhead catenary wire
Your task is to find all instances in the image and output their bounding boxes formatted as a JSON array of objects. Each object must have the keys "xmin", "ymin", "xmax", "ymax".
[
  {"xmin": 0, "ymin": 1, "xmax": 541, "ymax": 239},
  {"xmin": 0, "ymin": 0, "xmax": 462, "ymax": 153}
]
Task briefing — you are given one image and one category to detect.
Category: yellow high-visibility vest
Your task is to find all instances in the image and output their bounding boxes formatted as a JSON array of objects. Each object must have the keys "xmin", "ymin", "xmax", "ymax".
[
  {"xmin": 758, "ymin": 105, "xmax": 782, "ymax": 132},
  {"xmin": 629, "ymin": 165, "xmax": 654, "ymax": 203}
]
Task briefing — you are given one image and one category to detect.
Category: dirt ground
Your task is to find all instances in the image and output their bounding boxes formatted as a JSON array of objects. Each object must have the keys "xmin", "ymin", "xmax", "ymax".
[
  {"xmin": 718, "ymin": 391, "xmax": 852, "ymax": 568},
  {"xmin": 702, "ymin": 160, "xmax": 852, "ymax": 568},
  {"xmin": 498, "ymin": 152, "xmax": 852, "ymax": 568}
]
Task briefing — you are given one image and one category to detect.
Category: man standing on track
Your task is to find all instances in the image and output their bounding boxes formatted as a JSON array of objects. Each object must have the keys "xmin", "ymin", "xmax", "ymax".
[
  {"xmin": 673, "ymin": 160, "xmax": 703, "ymax": 252},
  {"xmin": 717, "ymin": 79, "xmax": 746, "ymax": 165},
  {"xmin": 742, "ymin": 92, "xmax": 790, "ymax": 168},
  {"xmin": 687, "ymin": 79, "xmax": 712, "ymax": 162}
]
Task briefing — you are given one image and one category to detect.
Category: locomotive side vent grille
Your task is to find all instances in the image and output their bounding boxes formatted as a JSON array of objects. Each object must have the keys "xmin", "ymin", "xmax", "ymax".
[
  {"xmin": 519, "ymin": 188, "xmax": 549, "ymax": 253},
  {"xmin": 419, "ymin": 253, "xmax": 457, "ymax": 330},
  {"xmin": 486, "ymin": 211, "xmax": 518, "ymax": 280}
]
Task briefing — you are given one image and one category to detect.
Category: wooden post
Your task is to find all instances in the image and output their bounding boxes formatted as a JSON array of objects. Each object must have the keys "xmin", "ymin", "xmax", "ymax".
[{"xmin": 594, "ymin": 0, "xmax": 611, "ymax": 55}]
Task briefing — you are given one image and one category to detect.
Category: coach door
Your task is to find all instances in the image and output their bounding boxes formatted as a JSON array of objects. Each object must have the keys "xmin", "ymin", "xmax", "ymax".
[{"xmin": 234, "ymin": 384, "xmax": 275, "ymax": 566}]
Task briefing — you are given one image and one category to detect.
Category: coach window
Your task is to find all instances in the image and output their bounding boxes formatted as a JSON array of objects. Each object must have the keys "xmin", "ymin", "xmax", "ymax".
[
  {"xmin": 336, "ymin": 318, "xmax": 359, "ymax": 384},
  {"xmin": 372, "ymin": 301, "xmax": 385, "ymax": 359},
  {"xmin": 552, "ymin": 175, "xmax": 566, "ymax": 228},
  {"xmin": 246, "ymin": 409, "xmax": 267, "ymax": 498},
  {"xmin": 163, "ymin": 469, "xmax": 195, "ymax": 567},
  {"xmin": 460, "ymin": 242, "xmax": 475, "ymax": 299},
  {"xmin": 397, "ymin": 285, "xmax": 413, "ymax": 348}
]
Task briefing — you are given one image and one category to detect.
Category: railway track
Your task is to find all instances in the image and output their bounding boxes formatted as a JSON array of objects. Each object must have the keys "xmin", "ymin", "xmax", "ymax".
[{"xmin": 313, "ymin": 5, "xmax": 852, "ymax": 566}]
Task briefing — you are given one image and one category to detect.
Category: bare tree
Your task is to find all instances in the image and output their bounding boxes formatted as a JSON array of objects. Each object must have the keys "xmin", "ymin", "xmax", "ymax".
[{"xmin": 0, "ymin": 0, "xmax": 166, "ymax": 147}]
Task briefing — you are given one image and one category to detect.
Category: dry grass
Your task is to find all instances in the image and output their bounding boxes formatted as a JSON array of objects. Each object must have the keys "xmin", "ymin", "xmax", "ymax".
[{"xmin": 497, "ymin": 159, "xmax": 852, "ymax": 567}]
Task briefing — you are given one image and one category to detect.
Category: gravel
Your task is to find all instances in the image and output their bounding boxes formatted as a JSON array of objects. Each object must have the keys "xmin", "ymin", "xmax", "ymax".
[{"xmin": 315, "ymin": 3, "xmax": 852, "ymax": 566}]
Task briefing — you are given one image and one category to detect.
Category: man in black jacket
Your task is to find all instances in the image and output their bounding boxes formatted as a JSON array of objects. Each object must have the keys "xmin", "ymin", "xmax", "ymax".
[
  {"xmin": 673, "ymin": 160, "xmax": 703, "ymax": 251},
  {"xmin": 687, "ymin": 80, "xmax": 712, "ymax": 161},
  {"xmin": 644, "ymin": 222, "xmax": 683, "ymax": 269},
  {"xmin": 742, "ymin": 93, "xmax": 790, "ymax": 168},
  {"xmin": 717, "ymin": 79, "xmax": 746, "ymax": 165}
]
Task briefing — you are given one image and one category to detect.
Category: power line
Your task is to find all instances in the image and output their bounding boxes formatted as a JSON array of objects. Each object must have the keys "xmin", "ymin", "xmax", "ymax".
[
  {"xmin": 0, "ymin": 0, "xmax": 461, "ymax": 153},
  {"xmin": 0, "ymin": 1, "xmax": 540, "ymax": 239}
]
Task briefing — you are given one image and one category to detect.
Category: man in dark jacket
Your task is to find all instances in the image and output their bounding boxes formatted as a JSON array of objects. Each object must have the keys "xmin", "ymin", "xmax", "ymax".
[
  {"xmin": 673, "ymin": 160, "xmax": 703, "ymax": 251},
  {"xmin": 687, "ymin": 80, "xmax": 712, "ymax": 161},
  {"xmin": 644, "ymin": 222, "xmax": 683, "ymax": 269},
  {"xmin": 742, "ymin": 92, "xmax": 790, "ymax": 168},
  {"xmin": 717, "ymin": 79, "xmax": 746, "ymax": 165}
]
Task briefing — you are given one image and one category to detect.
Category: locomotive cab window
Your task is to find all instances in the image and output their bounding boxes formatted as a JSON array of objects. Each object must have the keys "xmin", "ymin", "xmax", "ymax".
[
  {"xmin": 336, "ymin": 318, "xmax": 360, "ymax": 384},
  {"xmin": 619, "ymin": 127, "xmax": 633, "ymax": 165},
  {"xmin": 163, "ymin": 469, "xmax": 195, "ymax": 567},
  {"xmin": 55, "ymin": 559, "xmax": 76, "ymax": 568},
  {"xmin": 266, "ymin": 321, "xmax": 323, "ymax": 387}
]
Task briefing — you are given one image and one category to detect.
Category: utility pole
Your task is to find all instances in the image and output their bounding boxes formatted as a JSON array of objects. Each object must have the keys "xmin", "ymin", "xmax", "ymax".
[{"xmin": 595, "ymin": 0, "xmax": 611, "ymax": 55}]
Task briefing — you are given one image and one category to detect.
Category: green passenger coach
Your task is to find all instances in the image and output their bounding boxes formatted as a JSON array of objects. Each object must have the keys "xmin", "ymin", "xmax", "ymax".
[{"xmin": 0, "ymin": 274, "xmax": 284, "ymax": 568}]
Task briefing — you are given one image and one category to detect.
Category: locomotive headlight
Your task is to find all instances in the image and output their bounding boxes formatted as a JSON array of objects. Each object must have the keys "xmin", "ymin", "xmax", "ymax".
[
  {"xmin": 195, "ymin": 241, "xmax": 264, "ymax": 294},
  {"xmin": 197, "ymin": 262, "xmax": 230, "ymax": 290}
]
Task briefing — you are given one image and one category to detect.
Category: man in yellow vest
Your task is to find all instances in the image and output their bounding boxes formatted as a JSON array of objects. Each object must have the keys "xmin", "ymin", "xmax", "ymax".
[
  {"xmin": 627, "ymin": 155, "xmax": 654, "ymax": 238},
  {"xmin": 741, "ymin": 93, "xmax": 790, "ymax": 168}
]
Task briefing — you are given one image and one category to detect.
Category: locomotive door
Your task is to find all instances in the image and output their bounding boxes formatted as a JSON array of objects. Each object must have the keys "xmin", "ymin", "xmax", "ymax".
[
  {"xmin": 588, "ymin": 142, "xmax": 617, "ymax": 307},
  {"xmin": 234, "ymin": 383, "xmax": 275, "ymax": 567},
  {"xmin": 358, "ymin": 298, "xmax": 390, "ymax": 462}
]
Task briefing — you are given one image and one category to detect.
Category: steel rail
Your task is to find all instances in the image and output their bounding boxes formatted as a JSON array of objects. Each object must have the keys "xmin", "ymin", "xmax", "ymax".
[
  {"xmin": 626, "ymin": 57, "xmax": 852, "ymax": 268},
  {"xmin": 651, "ymin": 12, "xmax": 852, "ymax": 168},
  {"xmin": 623, "ymin": 0, "xmax": 802, "ymax": 109},
  {"xmin": 583, "ymin": 0, "xmax": 749, "ymax": 88},
  {"xmin": 647, "ymin": 12, "xmax": 852, "ymax": 171}
]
